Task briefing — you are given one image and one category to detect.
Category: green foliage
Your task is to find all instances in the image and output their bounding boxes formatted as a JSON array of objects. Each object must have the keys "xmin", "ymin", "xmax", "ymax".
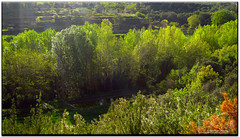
[
  {"xmin": 36, "ymin": 2, "xmax": 44, "ymax": 6},
  {"xmin": 167, "ymin": 67, "xmax": 188, "ymax": 89},
  {"xmin": 192, "ymin": 24, "xmax": 219, "ymax": 51},
  {"xmin": 12, "ymin": 30, "xmax": 40, "ymax": 51},
  {"xmin": 196, "ymin": 65, "xmax": 219, "ymax": 84},
  {"xmin": 187, "ymin": 14, "xmax": 200, "ymax": 28},
  {"xmin": 173, "ymin": 63, "xmax": 220, "ymax": 98},
  {"xmin": 39, "ymin": 29, "xmax": 56, "ymax": 51},
  {"xmin": 134, "ymin": 28, "xmax": 158, "ymax": 87},
  {"xmin": 95, "ymin": 19, "xmax": 118, "ymax": 90},
  {"xmin": 178, "ymin": 63, "xmax": 200, "ymax": 87},
  {"xmin": 2, "ymin": 35, "xmax": 15, "ymax": 43},
  {"xmin": 113, "ymin": 14, "xmax": 126, "ymax": 26},
  {"xmin": 122, "ymin": 29, "xmax": 142, "ymax": 87},
  {"xmin": 212, "ymin": 44, "xmax": 237, "ymax": 65},
  {"xmin": 35, "ymin": 16, "xmax": 41, "ymax": 23},
  {"xmin": 11, "ymin": 29, "xmax": 55, "ymax": 53},
  {"xmin": 156, "ymin": 25, "xmax": 186, "ymax": 68},
  {"xmin": 183, "ymin": 37, "xmax": 211, "ymax": 68},
  {"xmin": 52, "ymin": 25, "xmax": 96, "ymax": 98},
  {"xmin": 83, "ymin": 21, "xmax": 99, "ymax": 47},
  {"xmin": 211, "ymin": 9, "xmax": 236, "ymax": 26},
  {"xmin": 124, "ymin": 28, "xmax": 142, "ymax": 48},
  {"xmin": 216, "ymin": 19, "xmax": 237, "ymax": 48},
  {"xmin": 3, "ymin": 49, "xmax": 56, "ymax": 107}
]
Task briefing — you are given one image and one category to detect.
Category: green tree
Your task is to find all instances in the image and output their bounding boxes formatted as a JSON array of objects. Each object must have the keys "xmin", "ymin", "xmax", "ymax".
[
  {"xmin": 216, "ymin": 19, "xmax": 237, "ymax": 48},
  {"xmin": 133, "ymin": 28, "xmax": 158, "ymax": 88},
  {"xmin": 96, "ymin": 19, "xmax": 118, "ymax": 91},
  {"xmin": 11, "ymin": 30, "xmax": 40, "ymax": 51},
  {"xmin": 169, "ymin": 22, "xmax": 179, "ymax": 27},
  {"xmin": 83, "ymin": 21, "xmax": 99, "ymax": 47},
  {"xmin": 82, "ymin": 22, "xmax": 100, "ymax": 92},
  {"xmin": 156, "ymin": 26, "xmax": 186, "ymax": 69},
  {"xmin": 39, "ymin": 28, "xmax": 56, "ymax": 52},
  {"xmin": 123, "ymin": 29, "xmax": 143, "ymax": 88},
  {"xmin": 211, "ymin": 9, "xmax": 236, "ymax": 26},
  {"xmin": 187, "ymin": 14, "xmax": 200, "ymax": 28},
  {"xmin": 52, "ymin": 25, "xmax": 95, "ymax": 98},
  {"xmin": 3, "ymin": 30, "xmax": 56, "ymax": 107},
  {"xmin": 212, "ymin": 44, "xmax": 237, "ymax": 65},
  {"xmin": 113, "ymin": 14, "xmax": 125, "ymax": 27},
  {"xmin": 198, "ymin": 12, "xmax": 211, "ymax": 26},
  {"xmin": 192, "ymin": 24, "xmax": 219, "ymax": 52},
  {"xmin": 3, "ymin": 49, "xmax": 56, "ymax": 108},
  {"xmin": 183, "ymin": 38, "xmax": 211, "ymax": 68},
  {"xmin": 161, "ymin": 19, "xmax": 168, "ymax": 26},
  {"xmin": 11, "ymin": 29, "xmax": 55, "ymax": 53}
]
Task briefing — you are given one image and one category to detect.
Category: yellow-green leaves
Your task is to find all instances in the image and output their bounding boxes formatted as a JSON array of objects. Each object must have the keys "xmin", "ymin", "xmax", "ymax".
[
  {"xmin": 216, "ymin": 19, "xmax": 237, "ymax": 48},
  {"xmin": 187, "ymin": 14, "xmax": 200, "ymax": 28},
  {"xmin": 197, "ymin": 65, "xmax": 219, "ymax": 85}
]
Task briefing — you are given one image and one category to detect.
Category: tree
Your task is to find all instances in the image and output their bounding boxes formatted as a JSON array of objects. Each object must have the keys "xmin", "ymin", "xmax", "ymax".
[
  {"xmin": 156, "ymin": 25, "xmax": 186, "ymax": 69},
  {"xmin": 52, "ymin": 25, "xmax": 95, "ymax": 98},
  {"xmin": 113, "ymin": 14, "xmax": 125, "ymax": 27},
  {"xmin": 166, "ymin": 12, "xmax": 177, "ymax": 22},
  {"xmin": 216, "ymin": 19, "xmax": 237, "ymax": 48},
  {"xmin": 3, "ymin": 30, "xmax": 57, "ymax": 108},
  {"xmin": 96, "ymin": 19, "xmax": 118, "ymax": 91},
  {"xmin": 11, "ymin": 30, "xmax": 40, "ymax": 51},
  {"xmin": 198, "ymin": 12, "xmax": 211, "ymax": 26},
  {"xmin": 11, "ymin": 29, "xmax": 55, "ymax": 53},
  {"xmin": 183, "ymin": 38, "xmax": 211, "ymax": 68},
  {"xmin": 192, "ymin": 24, "xmax": 219, "ymax": 52},
  {"xmin": 82, "ymin": 22, "xmax": 100, "ymax": 92},
  {"xmin": 3, "ymin": 49, "xmax": 56, "ymax": 108},
  {"xmin": 122, "ymin": 29, "xmax": 143, "ymax": 88},
  {"xmin": 133, "ymin": 28, "xmax": 158, "ymax": 88},
  {"xmin": 211, "ymin": 9, "xmax": 236, "ymax": 26},
  {"xmin": 39, "ymin": 28, "xmax": 56, "ymax": 52},
  {"xmin": 212, "ymin": 44, "xmax": 237, "ymax": 65},
  {"xmin": 187, "ymin": 14, "xmax": 200, "ymax": 28},
  {"xmin": 169, "ymin": 22, "xmax": 179, "ymax": 27}
]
